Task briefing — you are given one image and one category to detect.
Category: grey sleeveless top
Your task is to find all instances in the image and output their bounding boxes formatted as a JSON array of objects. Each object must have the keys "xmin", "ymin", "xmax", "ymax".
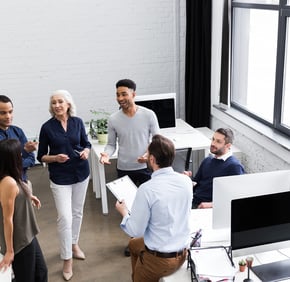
[{"xmin": 0, "ymin": 181, "xmax": 39, "ymax": 255}]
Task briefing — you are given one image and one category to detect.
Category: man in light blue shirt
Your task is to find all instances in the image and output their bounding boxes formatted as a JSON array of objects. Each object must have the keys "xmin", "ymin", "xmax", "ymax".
[{"xmin": 116, "ymin": 134, "xmax": 192, "ymax": 282}]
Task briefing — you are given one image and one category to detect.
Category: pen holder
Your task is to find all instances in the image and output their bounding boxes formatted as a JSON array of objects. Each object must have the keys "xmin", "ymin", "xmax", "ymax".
[{"xmin": 190, "ymin": 230, "xmax": 202, "ymax": 248}]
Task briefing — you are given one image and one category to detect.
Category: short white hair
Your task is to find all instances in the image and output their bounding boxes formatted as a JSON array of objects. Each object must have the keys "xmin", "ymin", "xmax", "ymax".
[{"xmin": 49, "ymin": 89, "xmax": 77, "ymax": 117}]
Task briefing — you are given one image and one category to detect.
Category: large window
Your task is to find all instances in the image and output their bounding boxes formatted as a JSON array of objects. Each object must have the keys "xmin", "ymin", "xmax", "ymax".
[{"xmin": 231, "ymin": 0, "xmax": 290, "ymax": 137}]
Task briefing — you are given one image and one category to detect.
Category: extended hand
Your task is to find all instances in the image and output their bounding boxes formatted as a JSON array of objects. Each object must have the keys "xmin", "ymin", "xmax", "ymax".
[
  {"xmin": 24, "ymin": 141, "xmax": 38, "ymax": 152},
  {"xmin": 137, "ymin": 153, "xmax": 148, "ymax": 163},
  {"xmin": 137, "ymin": 156, "xmax": 147, "ymax": 163},
  {"xmin": 99, "ymin": 152, "xmax": 111, "ymax": 164}
]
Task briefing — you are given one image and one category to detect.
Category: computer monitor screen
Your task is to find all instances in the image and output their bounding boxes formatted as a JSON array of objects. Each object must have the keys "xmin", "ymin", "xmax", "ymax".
[
  {"xmin": 231, "ymin": 191, "xmax": 290, "ymax": 251},
  {"xmin": 135, "ymin": 93, "xmax": 176, "ymax": 128},
  {"xmin": 212, "ymin": 170, "xmax": 290, "ymax": 230},
  {"xmin": 231, "ymin": 192, "xmax": 290, "ymax": 281}
]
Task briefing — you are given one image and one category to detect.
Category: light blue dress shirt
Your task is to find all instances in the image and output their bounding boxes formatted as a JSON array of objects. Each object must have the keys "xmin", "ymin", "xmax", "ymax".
[{"xmin": 120, "ymin": 167, "xmax": 192, "ymax": 252}]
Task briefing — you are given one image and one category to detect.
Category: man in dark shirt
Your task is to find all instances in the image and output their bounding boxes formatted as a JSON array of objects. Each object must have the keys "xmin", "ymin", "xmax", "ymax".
[
  {"xmin": 0, "ymin": 95, "xmax": 37, "ymax": 181},
  {"xmin": 185, "ymin": 128, "xmax": 245, "ymax": 209}
]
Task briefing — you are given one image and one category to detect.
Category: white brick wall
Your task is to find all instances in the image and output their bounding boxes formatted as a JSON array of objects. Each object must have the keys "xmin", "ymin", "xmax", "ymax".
[
  {"xmin": 0, "ymin": 0, "xmax": 186, "ymax": 137},
  {"xmin": 2, "ymin": 0, "xmax": 288, "ymax": 173}
]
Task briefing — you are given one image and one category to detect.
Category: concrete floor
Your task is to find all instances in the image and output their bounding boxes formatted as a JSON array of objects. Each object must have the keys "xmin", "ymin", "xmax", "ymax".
[{"xmin": 28, "ymin": 162, "xmax": 132, "ymax": 282}]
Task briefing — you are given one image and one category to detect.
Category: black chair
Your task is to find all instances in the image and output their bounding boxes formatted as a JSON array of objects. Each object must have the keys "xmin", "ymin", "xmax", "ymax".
[{"xmin": 172, "ymin": 147, "xmax": 192, "ymax": 173}]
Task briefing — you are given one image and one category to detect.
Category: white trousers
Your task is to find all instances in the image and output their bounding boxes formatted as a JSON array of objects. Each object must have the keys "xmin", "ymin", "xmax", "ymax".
[{"xmin": 50, "ymin": 177, "xmax": 89, "ymax": 260}]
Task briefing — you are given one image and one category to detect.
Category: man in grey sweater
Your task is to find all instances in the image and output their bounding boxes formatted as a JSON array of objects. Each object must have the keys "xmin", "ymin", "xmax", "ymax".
[{"xmin": 100, "ymin": 79, "xmax": 160, "ymax": 185}]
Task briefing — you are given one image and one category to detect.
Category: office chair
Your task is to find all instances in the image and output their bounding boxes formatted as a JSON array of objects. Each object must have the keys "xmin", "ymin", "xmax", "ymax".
[{"xmin": 172, "ymin": 147, "xmax": 192, "ymax": 173}]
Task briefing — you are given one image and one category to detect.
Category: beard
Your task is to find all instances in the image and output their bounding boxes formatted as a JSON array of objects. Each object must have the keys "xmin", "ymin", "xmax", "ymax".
[{"xmin": 210, "ymin": 145, "xmax": 225, "ymax": 156}]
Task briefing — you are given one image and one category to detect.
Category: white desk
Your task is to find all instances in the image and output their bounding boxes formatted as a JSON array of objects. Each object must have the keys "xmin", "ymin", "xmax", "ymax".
[
  {"xmin": 90, "ymin": 119, "xmax": 210, "ymax": 214},
  {"xmin": 160, "ymin": 209, "xmax": 290, "ymax": 282}
]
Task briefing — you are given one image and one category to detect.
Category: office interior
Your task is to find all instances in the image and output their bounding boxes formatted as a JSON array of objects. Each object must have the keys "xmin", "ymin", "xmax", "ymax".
[{"xmin": 1, "ymin": 0, "xmax": 290, "ymax": 281}]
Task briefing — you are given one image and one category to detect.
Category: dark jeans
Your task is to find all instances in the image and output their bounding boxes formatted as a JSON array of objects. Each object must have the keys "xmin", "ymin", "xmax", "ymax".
[
  {"xmin": 117, "ymin": 168, "xmax": 151, "ymax": 187},
  {"xmin": 12, "ymin": 237, "xmax": 48, "ymax": 282}
]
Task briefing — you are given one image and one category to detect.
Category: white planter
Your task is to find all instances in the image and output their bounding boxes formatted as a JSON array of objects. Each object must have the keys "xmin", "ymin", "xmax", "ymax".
[{"xmin": 97, "ymin": 133, "xmax": 108, "ymax": 145}]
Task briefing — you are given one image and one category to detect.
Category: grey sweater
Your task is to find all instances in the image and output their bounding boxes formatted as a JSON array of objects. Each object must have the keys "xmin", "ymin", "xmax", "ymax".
[{"xmin": 105, "ymin": 106, "xmax": 160, "ymax": 170}]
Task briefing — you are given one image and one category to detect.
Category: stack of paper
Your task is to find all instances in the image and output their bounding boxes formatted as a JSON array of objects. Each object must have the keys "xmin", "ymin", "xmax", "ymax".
[{"xmin": 189, "ymin": 247, "xmax": 236, "ymax": 281}]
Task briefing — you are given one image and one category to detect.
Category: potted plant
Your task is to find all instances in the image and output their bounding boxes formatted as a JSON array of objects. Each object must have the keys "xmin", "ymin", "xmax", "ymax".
[
  {"xmin": 238, "ymin": 259, "xmax": 247, "ymax": 272},
  {"xmin": 90, "ymin": 109, "xmax": 110, "ymax": 144}
]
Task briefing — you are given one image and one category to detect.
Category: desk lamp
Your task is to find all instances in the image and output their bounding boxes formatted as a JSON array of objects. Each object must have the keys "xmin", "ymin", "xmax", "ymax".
[{"xmin": 243, "ymin": 256, "xmax": 254, "ymax": 282}]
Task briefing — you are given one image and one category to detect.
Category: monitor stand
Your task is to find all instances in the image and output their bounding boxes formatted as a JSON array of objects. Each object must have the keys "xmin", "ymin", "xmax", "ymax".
[{"xmin": 251, "ymin": 259, "xmax": 290, "ymax": 281}]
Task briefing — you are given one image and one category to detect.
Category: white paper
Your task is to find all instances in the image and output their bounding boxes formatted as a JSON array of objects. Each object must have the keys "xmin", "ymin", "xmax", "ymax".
[
  {"xmin": 190, "ymin": 247, "xmax": 236, "ymax": 278},
  {"xmin": 106, "ymin": 175, "xmax": 137, "ymax": 213}
]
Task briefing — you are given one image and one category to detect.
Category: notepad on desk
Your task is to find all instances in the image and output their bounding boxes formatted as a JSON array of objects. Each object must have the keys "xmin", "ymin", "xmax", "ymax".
[
  {"xmin": 106, "ymin": 175, "xmax": 137, "ymax": 213},
  {"xmin": 189, "ymin": 246, "xmax": 236, "ymax": 281}
]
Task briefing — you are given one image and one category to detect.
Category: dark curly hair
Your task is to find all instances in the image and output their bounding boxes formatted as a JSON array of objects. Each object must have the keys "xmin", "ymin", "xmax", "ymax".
[{"xmin": 116, "ymin": 79, "xmax": 136, "ymax": 91}]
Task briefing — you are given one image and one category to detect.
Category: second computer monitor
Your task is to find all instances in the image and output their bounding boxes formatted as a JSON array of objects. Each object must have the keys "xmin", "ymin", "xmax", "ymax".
[
  {"xmin": 212, "ymin": 170, "xmax": 290, "ymax": 230},
  {"xmin": 135, "ymin": 93, "xmax": 176, "ymax": 129}
]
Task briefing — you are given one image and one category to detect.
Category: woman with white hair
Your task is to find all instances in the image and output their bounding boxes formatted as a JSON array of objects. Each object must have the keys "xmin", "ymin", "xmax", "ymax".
[{"xmin": 37, "ymin": 90, "xmax": 91, "ymax": 281}]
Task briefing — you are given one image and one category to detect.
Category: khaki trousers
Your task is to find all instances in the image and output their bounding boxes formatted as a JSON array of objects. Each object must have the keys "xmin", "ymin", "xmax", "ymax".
[{"xmin": 129, "ymin": 237, "xmax": 186, "ymax": 282}]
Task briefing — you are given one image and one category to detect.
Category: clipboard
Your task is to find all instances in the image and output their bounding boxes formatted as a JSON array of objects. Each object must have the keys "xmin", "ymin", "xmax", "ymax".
[{"xmin": 106, "ymin": 175, "xmax": 137, "ymax": 213}]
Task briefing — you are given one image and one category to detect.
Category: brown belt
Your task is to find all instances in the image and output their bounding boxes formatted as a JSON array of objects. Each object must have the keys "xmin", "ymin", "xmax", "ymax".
[{"xmin": 145, "ymin": 246, "xmax": 186, "ymax": 258}]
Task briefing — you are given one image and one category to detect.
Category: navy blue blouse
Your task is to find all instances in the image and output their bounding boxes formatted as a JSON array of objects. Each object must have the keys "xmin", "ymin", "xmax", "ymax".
[{"xmin": 37, "ymin": 116, "xmax": 91, "ymax": 185}]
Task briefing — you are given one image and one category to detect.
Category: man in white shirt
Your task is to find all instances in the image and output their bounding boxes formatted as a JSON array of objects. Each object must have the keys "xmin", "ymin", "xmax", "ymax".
[{"xmin": 116, "ymin": 134, "xmax": 192, "ymax": 282}]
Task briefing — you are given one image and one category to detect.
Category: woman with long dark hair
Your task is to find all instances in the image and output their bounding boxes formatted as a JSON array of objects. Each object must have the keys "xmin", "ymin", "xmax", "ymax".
[{"xmin": 0, "ymin": 139, "xmax": 47, "ymax": 282}]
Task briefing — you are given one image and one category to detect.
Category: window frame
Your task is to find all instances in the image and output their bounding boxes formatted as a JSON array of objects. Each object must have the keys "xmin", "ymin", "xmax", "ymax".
[{"xmin": 230, "ymin": 0, "xmax": 290, "ymax": 137}]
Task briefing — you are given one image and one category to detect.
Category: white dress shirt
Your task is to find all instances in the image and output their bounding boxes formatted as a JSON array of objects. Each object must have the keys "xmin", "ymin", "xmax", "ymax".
[{"xmin": 120, "ymin": 167, "xmax": 192, "ymax": 252}]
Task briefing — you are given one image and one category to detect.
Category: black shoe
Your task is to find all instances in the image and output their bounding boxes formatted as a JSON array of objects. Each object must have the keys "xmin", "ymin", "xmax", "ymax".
[{"xmin": 124, "ymin": 246, "xmax": 130, "ymax": 257}]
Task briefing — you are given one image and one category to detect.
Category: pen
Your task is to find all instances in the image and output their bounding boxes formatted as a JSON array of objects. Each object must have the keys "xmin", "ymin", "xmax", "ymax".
[
  {"xmin": 190, "ymin": 234, "xmax": 202, "ymax": 247},
  {"xmin": 190, "ymin": 229, "xmax": 202, "ymax": 247}
]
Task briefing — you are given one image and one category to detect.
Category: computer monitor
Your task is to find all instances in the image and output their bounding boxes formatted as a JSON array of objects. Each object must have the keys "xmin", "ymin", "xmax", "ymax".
[
  {"xmin": 231, "ymin": 191, "xmax": 290, "ymax": 256},
  {"xmin": 135, "ymin": 93, "xmax": 176, "ymax": 128},
  {"xmin": 212, "ymin": 170, "xmax": 290, "ymax": 230},
  {"xmin": 231, "ymin": 192, "xmax": 290, "ymax": 281}
]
